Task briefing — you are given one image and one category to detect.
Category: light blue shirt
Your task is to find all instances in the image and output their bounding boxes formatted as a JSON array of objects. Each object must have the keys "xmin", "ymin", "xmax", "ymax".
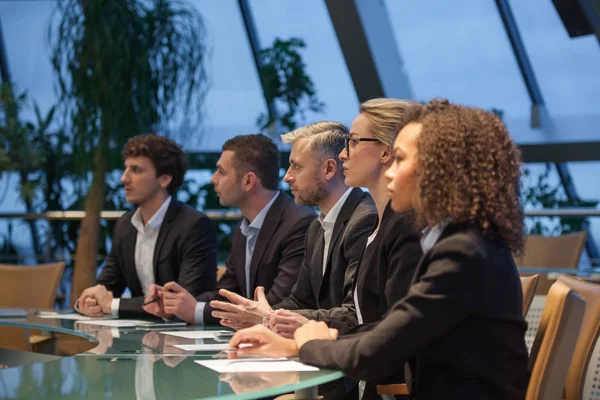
[
  {"xmin": 420, "ymin": 219, "xmax": 451, "ymax": 253},
  {"xmin": 194, "ymin": 192, "xmax": 280, "ymax": 324}
]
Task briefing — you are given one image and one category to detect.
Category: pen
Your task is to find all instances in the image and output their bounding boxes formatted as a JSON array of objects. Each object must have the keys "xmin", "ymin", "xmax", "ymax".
[{"xmin": 141, "ymin": 296, "xmax": 159, "ymax": 307}]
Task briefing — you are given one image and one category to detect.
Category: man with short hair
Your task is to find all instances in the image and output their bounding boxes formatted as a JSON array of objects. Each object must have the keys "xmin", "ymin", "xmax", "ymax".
[
  {"xmin": 210, "ymin": 122, "xmax": 378, "ymax": 333},
  {"xmin": 76, "ymin": 134, "xmax": 218, "ymax": 319},
  {"xmin": 144, "ymin": 134, "xmax": 316, "ymax": 325}
]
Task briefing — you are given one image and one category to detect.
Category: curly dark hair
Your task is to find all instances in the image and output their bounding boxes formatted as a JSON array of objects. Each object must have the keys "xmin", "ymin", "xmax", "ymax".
[
  {"xmin": 122, "ymin": 134, "xmax": 188, "ymax": 194},
  {"xmin": 405, "ymin": 99, "xmax": 524, "ymax": 253}
]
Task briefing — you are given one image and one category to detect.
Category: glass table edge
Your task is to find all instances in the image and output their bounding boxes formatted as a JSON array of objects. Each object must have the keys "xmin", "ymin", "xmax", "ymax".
[{"xmin": 192, "ymin": 370, "xmax": 346, "ymax": 400}]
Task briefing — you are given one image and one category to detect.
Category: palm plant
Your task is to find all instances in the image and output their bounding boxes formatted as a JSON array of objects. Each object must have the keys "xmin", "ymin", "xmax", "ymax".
[{"xmin": 48, "ymin": 0, "xmax": 208, "ymax": 305}]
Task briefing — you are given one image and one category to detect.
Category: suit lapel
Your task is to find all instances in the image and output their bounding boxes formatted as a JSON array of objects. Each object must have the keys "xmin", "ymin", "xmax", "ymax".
[
  {"xmin": 317, "ymin": 188, "xmax": 364, "ymax": 296},
  {"xmin": 124, "ymin": 215, "xmax": 143, "ymax": 295},
  {"xmin": 152, "ymin": 199, "xmax": 178, "ymax": 277},
  {"xmin": 310, "ymin": 224, "xmax": 326, "ymax": 298},
  {"xmin": 248, "ymin": 192, "xmax": 287, "ymax": 293}
]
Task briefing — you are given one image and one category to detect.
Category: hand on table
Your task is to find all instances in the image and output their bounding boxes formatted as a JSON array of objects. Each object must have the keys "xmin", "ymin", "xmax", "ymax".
[
  {"xmin": 142, "ymin": 284, "xmax": 173, "ymax": 319},
  {"xmin": 228, "ymin": 325, "xmax": 299, "ymax": 358},
  {"xmin": 78, "ymin": 285, "xmax": 113, "ymax": 317},
  {"xmin": 293, "ymin": 320, "xmax": 339, "ymax": 349},
  {"xmin": 163, "ymin": 281, "xmax": 197, "ymax": 323}
]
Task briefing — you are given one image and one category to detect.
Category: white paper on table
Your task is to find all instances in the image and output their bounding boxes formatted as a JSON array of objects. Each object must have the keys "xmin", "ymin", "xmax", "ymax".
[
  {"xmin": 77, "ymin": 319, "xmax": 147, "ymax": 327},
  {"xmin": 36, "ymin": 313, "xmax": 110, "ymax": 321},
  {"xmin": 159, "ymin": 330, "xmax": 230, "ymax": 339},
  {"xmin": 195, "ymin": 358, "xmax": 320, "ymax": 373},
  {"xmin": 171, "ymin": 343, "xmax": 252, "ymax": 351}
]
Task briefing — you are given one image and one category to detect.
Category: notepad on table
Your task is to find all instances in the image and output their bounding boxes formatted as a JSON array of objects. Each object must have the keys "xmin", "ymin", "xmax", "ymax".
[
  {"xmin": 159, "ymin": 330, "xmax": 231, "ymax": 339},
  {"xmin": 195, "ymin": 358, "xmax": 319, "ymax": 373}
]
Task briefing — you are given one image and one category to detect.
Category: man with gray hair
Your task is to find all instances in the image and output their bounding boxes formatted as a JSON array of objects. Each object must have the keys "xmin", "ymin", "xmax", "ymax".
[{"xmin": 211, "ymin": 121, "xmax": 377, "ymax": 336}]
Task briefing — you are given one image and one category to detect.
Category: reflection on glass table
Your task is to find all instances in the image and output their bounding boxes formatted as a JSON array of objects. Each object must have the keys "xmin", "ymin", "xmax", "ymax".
[
  {"xmin": 220, "ymin": 371, "xmax": 299, "ymax": 394},
  {"xmin": 0, "ymin": 310, "xmax": 343, "ymax": 399}
]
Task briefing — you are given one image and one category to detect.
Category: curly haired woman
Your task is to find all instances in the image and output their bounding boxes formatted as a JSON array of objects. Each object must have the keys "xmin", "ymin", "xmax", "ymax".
[{"xmin": 229, "ymin": 100, "xmax": 530, "ymax": 400}]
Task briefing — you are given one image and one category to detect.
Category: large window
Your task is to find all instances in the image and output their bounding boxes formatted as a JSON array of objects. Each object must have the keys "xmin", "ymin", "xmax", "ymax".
[
  {"xmin": 383, "ymin": 0, "xmax": 530, "ymax": 127},
  {"xmin": 249, "ymin": 0, "xmax": 359, "ymax": 127}
]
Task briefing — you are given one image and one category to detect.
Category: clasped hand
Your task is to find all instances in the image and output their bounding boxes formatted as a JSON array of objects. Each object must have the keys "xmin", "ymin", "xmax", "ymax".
[
  {"xmin": 142, "ymin": 281, "xmax": 197, "ymax": 323},
  {"xmin": 78, "ymin": 284, "xmax": 114, "ymax": 317}
]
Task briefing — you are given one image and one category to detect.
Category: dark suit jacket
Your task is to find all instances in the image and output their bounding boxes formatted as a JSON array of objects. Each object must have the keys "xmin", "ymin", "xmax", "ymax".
[
  {"xmin": 96, "ymin": 199, "xmax": 218, "ymax": 318},
  {"xmin": 299, "ymin": 223, "xmax": 530, "ymax": 400},
  {"xmin": 197, "ymin": 191, "xmax": 316, "ymax": 325},
  {"xmin": 306, "ymin": 204, "xmax": 423, "ymax": 334},
  {"xmin": 274, "ymin": 188, "xmax": 377, "ymax": 312}
]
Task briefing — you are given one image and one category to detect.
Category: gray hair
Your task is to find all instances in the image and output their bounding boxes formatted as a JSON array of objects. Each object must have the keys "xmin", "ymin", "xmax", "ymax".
[{"xmin": 280, "ymin": 121, "xmax": 348, "ymax": 167}]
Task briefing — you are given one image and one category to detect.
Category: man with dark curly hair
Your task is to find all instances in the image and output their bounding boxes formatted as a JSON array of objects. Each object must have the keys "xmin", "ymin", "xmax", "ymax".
[
  {"xmin": 75, "ymin": 134, "xmax": 218, "ymax": 319},
  {"xmin": 228, "ymin": 100, "xmax": 530, "ymax": 400}
]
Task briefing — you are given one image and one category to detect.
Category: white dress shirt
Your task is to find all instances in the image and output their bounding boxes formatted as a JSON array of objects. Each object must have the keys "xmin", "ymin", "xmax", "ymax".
[
  {"xmin": 110, "ymin": 196, "xmax": 172, "ymax": 316},
  {"xmin": 318, "ymin": 188, "xmax": 352, "ymax": 275},
  {"xmin": 193, "ymin": 192, "xmax": 280, "ymax": 324}
]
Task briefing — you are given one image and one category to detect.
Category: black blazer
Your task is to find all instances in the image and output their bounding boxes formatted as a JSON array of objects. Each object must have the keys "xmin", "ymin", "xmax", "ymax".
[
  {"xmin": 307, "ymin": 204, "xmax": 423, "ymax": 333},
  {"xmin": 197, "ymin": 191, "xmax": 316, "ymax": 325},
  {"xmin": 96, "ymin": 199, "xmax": 218, "ymax": 318},
  {"xmin": 299, "ymin": 223, "xmax": 530, "ymax": 400},
  {"xmin": 274, "ymin": 188, "xmax": 377, "ymax": 312}
]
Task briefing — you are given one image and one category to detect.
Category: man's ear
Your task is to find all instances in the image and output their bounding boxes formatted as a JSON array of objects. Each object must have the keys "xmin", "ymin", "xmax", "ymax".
[
  {"xmin": 324, "ymin": 158, "xmax": 338, "ymax": 180},
  {"xmin": 160, "ymin": 174, "xmax": 173, "ymax": 189},
  {"xmin": 243, "ymin": 171, "xmax": 258, "ymax": 191}
]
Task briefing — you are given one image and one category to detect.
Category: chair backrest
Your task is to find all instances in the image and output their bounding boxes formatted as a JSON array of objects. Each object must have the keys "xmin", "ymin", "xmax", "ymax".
[
  {"xmin": 520, "ymin": 274, "xmax": 539, "ymax": 316},
  {"xmin": 515, "ymin": 232, "xmax": 587, "ymax": 295},
  {"xmin": 0, "ymin": 262, "xmax": 65, "ymax": 308},
  {"xmin": 515, "ymin": 232, "xmax": 587, "ymax": 269},
  {"xmin": 556, "ymin": 274, "xmax": 600, "ymax": 400},
  {"xmin": 526, "ymin": 280, "xmax": 585, "ymax": 400}
]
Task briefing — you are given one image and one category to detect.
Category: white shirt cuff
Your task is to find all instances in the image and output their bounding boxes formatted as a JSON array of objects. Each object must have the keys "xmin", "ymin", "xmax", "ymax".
[
  {"xmin": 194, "ymin": 302, "xmax": 206, "ymax": 325},
  {"xmin": 111, "ymin": 298, "xmax": 120, "ymax": 317}
]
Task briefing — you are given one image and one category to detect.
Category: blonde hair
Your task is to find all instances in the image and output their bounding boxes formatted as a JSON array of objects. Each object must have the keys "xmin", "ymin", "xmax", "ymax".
[{"xmin": 359, "ymin": 98, "xmax": 417, "ymax": 147}]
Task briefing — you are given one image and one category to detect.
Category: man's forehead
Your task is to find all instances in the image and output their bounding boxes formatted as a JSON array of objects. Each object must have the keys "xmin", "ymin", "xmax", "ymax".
[{"xmin": 125, "ymin": 156, "xmax": 151, "ymax": 167}]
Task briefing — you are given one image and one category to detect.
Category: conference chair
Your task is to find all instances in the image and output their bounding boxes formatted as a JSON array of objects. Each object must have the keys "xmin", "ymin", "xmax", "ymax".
[
  {"xmin": 516, "ymin": 232, "xmax": 587, "ymax": 295},
  {"xmin": 520, "ymin": 274, "xmax": 539, "ymax": 316},
  {"xmin": 525, "ymin": 280, "xmax": 585, "ymax": 400},
  {"xmin": 0, "ymin": 262, "xmax": 65, "ymax": 353},
  {"xmin": 377, "ymin": 278, "xmax": 584, "ymax": 399},
  {"xmin": 0, "ymin": 262, "xmax": 65, "ymax": 308},
  {"xmin": 556, "ymin": 274, "xmax": 600, "ymax": 400}
]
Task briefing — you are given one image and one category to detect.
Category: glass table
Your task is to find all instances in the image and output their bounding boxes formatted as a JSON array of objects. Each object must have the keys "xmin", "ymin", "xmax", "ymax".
[{"xmin": 0, "ymin": 310, "xmax": 343, "ymax": 399}]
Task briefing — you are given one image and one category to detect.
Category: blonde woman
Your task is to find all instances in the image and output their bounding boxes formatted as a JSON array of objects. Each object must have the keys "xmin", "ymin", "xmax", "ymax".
[{"xmin": 230, "ymin": 100, "xmax": 529, "ymax": 400}]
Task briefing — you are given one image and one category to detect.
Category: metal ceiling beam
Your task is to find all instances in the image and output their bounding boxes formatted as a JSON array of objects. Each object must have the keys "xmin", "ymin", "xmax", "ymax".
[
  {"xmin": 0, "ymin": 18, "xmax": 11, "ymax": 83},
  {"xmin": 324, "ymin": 0, "xmax": 413, "ymax": 102},
  {"xmin": 237, "ymin": 0, "xmax": 278, "ymax": 124},
  {"xmin": 578, "ymin": 0, "xmax": 600, "ymax": 42},
  {"xmin": 519, "ymin": 142, "xmax": 600, "ymax": 163},
  {"xmin": 495, "ymin": 0, "xmax": 545, "ymax": 128}
]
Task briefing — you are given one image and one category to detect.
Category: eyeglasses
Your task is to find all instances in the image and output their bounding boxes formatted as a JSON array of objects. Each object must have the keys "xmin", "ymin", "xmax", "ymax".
[{"xmin": 344, "ymin": 136, "xmax": 382, "ymax": 157}]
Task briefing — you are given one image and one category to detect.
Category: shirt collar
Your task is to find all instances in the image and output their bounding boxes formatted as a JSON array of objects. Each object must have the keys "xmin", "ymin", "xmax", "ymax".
[
  {"xmin": 318, "ymin": 188, "xmax": 353, "ymax": 231},
  {"xmin": 240, "ymin": 191, "xmax": 280, "ymax": 236},
  {"xmin": 421, "ymin": 219, "xmax": 450, "ymax": 253},
  {"xmin": 131, "ymin": 196, "xmax": 172, "ymax": 233}
]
